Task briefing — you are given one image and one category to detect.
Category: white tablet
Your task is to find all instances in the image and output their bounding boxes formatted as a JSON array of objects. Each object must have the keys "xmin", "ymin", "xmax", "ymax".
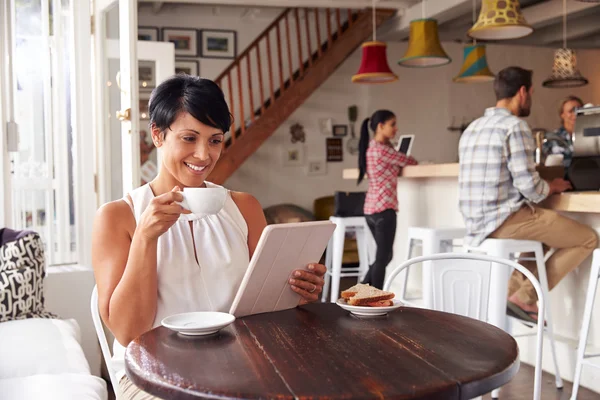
[
  {"xmin": 229, "ymin": 220, "xmax": 336, "ymax": 318},
  {"xmin": 396, "ymin": 134, "xmax": 415, "ymax": 156}
]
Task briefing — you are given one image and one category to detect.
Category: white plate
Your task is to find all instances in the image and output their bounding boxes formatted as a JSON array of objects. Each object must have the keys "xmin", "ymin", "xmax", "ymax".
[
  {"xmin": 161, "ymin": 312, "xmax": 235, "ymax": 336},
  {"xmin": 336, "ymin": 298, "xmax": 403, "ymax": 317}
]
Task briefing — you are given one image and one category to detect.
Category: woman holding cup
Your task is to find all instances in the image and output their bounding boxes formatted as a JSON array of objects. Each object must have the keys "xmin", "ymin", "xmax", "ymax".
[
  {"xmin": 92, "ymin": 75, "xmax": 326, "ymax": 399},
  {"xmin": 542, "ymin": 95, "xmax": 584, "ymax": 168}
]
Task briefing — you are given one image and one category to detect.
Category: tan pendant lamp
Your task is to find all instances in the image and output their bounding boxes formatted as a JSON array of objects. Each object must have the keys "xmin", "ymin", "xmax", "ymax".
[
  {"xmin": 454, "ymin": 0, "xmax": 494, "ymax": 83},
  {"xmin": 543, "ymin": 0, "xmax": 589, "ymax": 88},
  {"xmin": 352, "ymin": 0, "xmax": 398, "ymax": 83},
  {"xmin": 398, "ymin": 1, "xmax": 451, "ymax": 67},
  {"xmin": 468, "ymin": 0, "xmax": 533, "ymax": 40}
]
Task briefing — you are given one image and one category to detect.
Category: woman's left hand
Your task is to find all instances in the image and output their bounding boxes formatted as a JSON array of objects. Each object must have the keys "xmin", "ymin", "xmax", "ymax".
[{"xmin": 289, "ymin": 263, "xmax": 327, "ymax": 305}]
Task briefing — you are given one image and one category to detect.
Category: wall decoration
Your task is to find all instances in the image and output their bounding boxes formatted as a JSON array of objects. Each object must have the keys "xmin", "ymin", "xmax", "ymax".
[
  {"xmin": 138, "ymin": 60, "xmax": 156, "ymax": 89},
  {"xmin": 138, "ymin": 26, "xmax": 159, "ymax": 41},
  {"xmin": 307, "ymin": 160, "xmax": 327, "ymax": 176},
  {"xmin": 162, "ymin": 27, "xmax": 198, "ymax": 57},
  {"xmin": 282, "ymin": 146, "xmax": 305, "ymax": 167},
  {"xmin": 289, "ymin": 123, "xmax": 306, "ymax": 143},
  {"xmin": 175, "ymin": 60, "xmax": 200, "ymax": 76},
  {"xmin": 326, "ymin": 138, "xmax": 343, "ymax": 162},
  {"xmin": 200, "ymin": 29, "xmax": 237, "ymax": 59},
  {"xmin": 319, "ymin": 118, "xmax": 333, "ymax": 135},
  {"xmin": 333, "ymin": 124, "xmax": 348, "ymax": 137}
]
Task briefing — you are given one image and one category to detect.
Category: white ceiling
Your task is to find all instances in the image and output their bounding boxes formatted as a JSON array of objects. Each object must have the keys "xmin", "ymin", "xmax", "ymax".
[{"xmin": 139, "ymin": 0, "xmax": 600, "ymax": 48}]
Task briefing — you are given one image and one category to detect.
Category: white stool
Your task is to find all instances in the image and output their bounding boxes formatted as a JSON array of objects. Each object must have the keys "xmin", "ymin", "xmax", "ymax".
[
  {"xmin": 466, "ymin": 238, "xmax": 563, "ymax": 399},
  {"xmin": 399, "ymin": 227, "xmax": 466, "ymax": 308},
  {"xmin": 571, "ymin": 249, "xmax": 600, "ymax": 400},
  {"xmin": 322, "ymin": 216, "xmax": 375, "ymax": 303}
]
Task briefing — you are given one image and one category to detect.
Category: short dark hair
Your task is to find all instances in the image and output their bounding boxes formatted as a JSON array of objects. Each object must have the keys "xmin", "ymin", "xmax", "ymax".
[
  {"xmin": 493, "ymin": 67, "xmax": 533, "ymax": 101},
  {"xmin": 148, "ymin": 75, "xmax": 232, "ymax": 136}
]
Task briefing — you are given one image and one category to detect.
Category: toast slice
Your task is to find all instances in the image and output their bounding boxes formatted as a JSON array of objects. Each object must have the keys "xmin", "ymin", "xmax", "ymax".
[{"xmin": 343, "ymin": 284, "xmax": 395, "ymax": 306}]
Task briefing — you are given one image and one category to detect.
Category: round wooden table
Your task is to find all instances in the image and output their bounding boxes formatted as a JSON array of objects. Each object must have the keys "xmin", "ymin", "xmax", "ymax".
[{"xmin": 125, "ymin": 303, "xmax": 519, "ymax": 400}]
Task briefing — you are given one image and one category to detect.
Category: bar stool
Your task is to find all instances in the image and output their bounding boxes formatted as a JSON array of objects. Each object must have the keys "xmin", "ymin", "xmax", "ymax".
[
  {"xmin": 322, "ymin": 216, "xmax": 374, "ymax": 303},
  {"xmin": 465, "ymin": 238, "xmax": 563, "ymax": 399},
  {"xmin": 398, "ymin": 227, "xmax": 466, "ymax": 308},
  {"xmin": 571, "ymin": 249, "xmax": 600, "ymax": 400}
]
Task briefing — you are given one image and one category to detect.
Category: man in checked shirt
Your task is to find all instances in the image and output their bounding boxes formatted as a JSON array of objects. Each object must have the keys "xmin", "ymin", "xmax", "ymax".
[{"xmin": 458, "ymin": 66, "xmax": 598, "ymax": 323}]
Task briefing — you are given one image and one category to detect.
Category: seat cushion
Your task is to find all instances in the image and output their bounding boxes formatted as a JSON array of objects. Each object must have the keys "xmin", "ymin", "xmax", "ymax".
[
  {"xmin": 0, "ymin": 229, "xmax": 57, "ymax": 322},
  {"xmin": 0, "ymin": 318, "xmax": 90, "ymax": 379},
  {"xmin": 0, "ymin": 374, "xmax": 108, "ymax": 400}
]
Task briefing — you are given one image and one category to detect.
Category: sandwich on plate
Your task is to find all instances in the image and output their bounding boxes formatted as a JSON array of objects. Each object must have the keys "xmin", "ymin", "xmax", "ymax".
[{"xmin": 340, "ymin": 283, "xmax": 395, "ymax": 307}]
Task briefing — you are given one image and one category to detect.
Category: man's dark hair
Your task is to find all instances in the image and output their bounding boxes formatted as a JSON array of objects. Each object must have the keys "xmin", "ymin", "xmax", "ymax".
[{"xmin": 493, "ymin": 67, "xmax": 533, "ymax": 101}]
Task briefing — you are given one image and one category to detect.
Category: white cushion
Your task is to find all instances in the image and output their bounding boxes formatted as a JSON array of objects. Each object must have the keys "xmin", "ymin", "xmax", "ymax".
[
  {"xmin": 0, "ymin": 318, "xmax": 91, "ymax": 379},
  {"xmin": 0, "ymin": 373, "xmax": 107, "ymax": 400}
]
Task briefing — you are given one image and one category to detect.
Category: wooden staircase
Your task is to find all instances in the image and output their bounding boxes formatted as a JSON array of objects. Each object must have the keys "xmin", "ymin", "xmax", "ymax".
[{"xmin": 208, "ymin": 7, "xmax": 396, "ymax": 184}]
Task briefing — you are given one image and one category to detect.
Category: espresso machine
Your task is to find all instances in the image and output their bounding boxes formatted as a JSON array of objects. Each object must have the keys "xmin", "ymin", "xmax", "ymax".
[{"xmin": 567, "ymin": 106, "xmax": 600, "ymax": 191}]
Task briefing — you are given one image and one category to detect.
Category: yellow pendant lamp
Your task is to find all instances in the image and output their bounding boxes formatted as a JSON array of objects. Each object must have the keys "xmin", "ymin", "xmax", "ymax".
[
  {"xmin": 398, "ymin": 18, "xmax": 451, "ymax": 67},
  {"xmin": 351, "ymin": 0, "xmax": 398, "ymax": 83},
  {"xmin": 454, "ymin": 44, "xmax": 495, "ymax": 83},
  {"xmin": 468, "ymin": 0, "xmax": 533, "ymax": 40}
]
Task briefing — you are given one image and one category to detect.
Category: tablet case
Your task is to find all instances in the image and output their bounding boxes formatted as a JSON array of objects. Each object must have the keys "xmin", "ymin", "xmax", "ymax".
[{"xmin": 229, "ymin": 221, "xmax": 336, "ymax": 318}]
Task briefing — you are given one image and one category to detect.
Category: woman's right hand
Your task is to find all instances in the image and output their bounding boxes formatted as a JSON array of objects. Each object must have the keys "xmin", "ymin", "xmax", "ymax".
[{"xmin": 136, "ymin": 186, "xmax": 191, "ymax": 241}]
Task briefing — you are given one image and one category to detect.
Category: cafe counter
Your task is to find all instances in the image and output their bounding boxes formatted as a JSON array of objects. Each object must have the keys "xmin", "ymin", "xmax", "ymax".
[{"xmin": 342, "ymin": 163, "xmax": 600, "ymax": 394}]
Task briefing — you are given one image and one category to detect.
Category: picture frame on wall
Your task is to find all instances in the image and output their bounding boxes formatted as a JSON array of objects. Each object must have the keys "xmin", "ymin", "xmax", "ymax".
[
  {"xmin": 200, "ymin": 29, "xmax": 237, "ymax": 59},
  {"xmin": 175, "ymin": 60, "xmax": 200, "ymax": 76},
  {"xmin": 307, "ymin": 159, "xmax": 327, "ymax": 176},
  {"xmin": 282, "ymin": 146, "xmax": 305, "ymax": 167},
  {"xmin": 138, "ymin": 26, "xmax": 159, "ymax": 41},
  {"xmin": 138, "ymin": 60, "xmax": 156, "ymax": 90},
  {"xmin": 326, "ymin": 138, "xmax": 343, "ymax": 162},
  {"xmin": 161, "ymin": 27, "xmax": 198, "ymax": 57},
  {"xmin": 332, "ymin": 124, "xmax": 348, "ymax": 137}
]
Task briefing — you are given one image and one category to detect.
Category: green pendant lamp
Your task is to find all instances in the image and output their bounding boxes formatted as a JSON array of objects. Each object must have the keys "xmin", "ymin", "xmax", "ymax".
[{"xmin": 398, "ymin": 1, "xmax": 451, "ymax": 68}]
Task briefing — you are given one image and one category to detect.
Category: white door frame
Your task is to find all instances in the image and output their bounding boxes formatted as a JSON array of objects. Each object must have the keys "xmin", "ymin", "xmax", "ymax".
[{"xmin": 0, "ymin": 0, "xmax": 14, "ymax": 227}]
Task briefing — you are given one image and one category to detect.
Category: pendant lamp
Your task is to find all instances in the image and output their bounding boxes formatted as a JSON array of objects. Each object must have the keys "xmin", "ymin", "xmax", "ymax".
[
  {"xmin": 543, "ymin": 0, "xmax": 589, "ymax": 88},
  {"xmin": 352, "ymin": 0, "xmax": 397, "ymax": 83},
  {"xmin": 454, "ymin": 44, "xmax": 495, "ymax": 83},
  {"xmin": 398, "ymin": 1, "xmax": 451, "ymax": 67},
  {"xmin": 468, "ymin": 0, "xmax": 533, "ymax": 40}
]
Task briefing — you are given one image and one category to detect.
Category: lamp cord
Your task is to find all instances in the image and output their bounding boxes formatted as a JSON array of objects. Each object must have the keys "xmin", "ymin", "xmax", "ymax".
[
  {"xmin": 372, "ymin": 0, "xmax": 376, "ymax": 41},
  {"xmin": 422, "ymin": 0, "xmax": 426, "ymax": 18},
  {"xmin": 563, "ymin": 0, "xmax": 567, "ymax": 49}
]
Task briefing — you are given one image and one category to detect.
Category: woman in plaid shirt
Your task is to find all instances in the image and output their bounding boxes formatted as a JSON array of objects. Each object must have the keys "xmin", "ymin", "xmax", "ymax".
[{"xmin": 357, "ymin": 110, "xmax": 417, "ymax": 289}]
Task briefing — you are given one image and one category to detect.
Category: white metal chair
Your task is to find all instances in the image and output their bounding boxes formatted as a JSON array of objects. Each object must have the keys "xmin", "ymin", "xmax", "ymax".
[
  {"xmin": 322, "ymin": 216, "xmax": 375, "ymax": 302},
  {"xmin": 399, "ymin": 226, "xmax": 466, "ymax": 307},
  {"xmin": 465, "ymin": 238, "xmax": 563, "ymax": 400},
  {"xmin": 91, "ymin": 285, "xmax": 121, "ymax": 399},
  {"xmin": 571, "ymin": 249, "xmax": 600, "ymax": 400},
  {"xmin": 384, "ymin": 253, "xmax": 545, "ymax": 400}
]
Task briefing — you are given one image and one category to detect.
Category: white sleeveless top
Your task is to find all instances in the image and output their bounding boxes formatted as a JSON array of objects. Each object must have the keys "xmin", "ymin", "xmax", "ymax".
[{"xmin": 111, "ymin": 182, "xmax": 249, "ymax": 380}]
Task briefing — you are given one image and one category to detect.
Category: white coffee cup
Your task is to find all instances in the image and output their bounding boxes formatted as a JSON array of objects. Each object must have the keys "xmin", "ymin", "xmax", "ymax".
[
  {"xmin": 545, "ymin": 154, "xmax": 564, "ymax": 167},
  {"xmin": 179, "ymin": 187, "xmax": 227, "ymax": 215}
]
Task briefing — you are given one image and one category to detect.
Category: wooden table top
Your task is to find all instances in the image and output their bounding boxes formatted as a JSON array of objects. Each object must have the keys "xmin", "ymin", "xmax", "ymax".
[{"xmin": 125, "ymin": 304, "xmax": 519, "ymax": 400}]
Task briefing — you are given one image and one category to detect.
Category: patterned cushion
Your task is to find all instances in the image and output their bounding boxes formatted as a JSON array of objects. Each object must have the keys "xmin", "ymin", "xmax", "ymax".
[{"xmin": 0, "ymin": 229, "xmax": 57, "ymax": 322}]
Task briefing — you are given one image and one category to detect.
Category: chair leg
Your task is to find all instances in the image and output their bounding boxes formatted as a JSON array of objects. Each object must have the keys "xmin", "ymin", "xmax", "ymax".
[
  {"xmin": 356, "ymin": 227, "xmax": 370, "ymax": 283},
  {"xmin": 399, "ymin": 238, "xmax": 414, "ymax": 302},
  {"xmin": 330, "ymin": 222, "xmax": 346, "ymax": 303},
  {"xmin": 534, "ymin": 246, "xmax": 563, "ymax": 389},
  {"xmin": 322, "ymin": 237, "xmax": 333, "ymax": 303},
  {"xmin": 570, "ymin": 259, "xmax": 600, "ymax": 400}
]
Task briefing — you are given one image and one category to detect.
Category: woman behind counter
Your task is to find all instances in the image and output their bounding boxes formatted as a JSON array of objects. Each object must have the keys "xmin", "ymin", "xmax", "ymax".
[
  {"xmin": 357, "ymin": 110, "xmax": 417, "ymax": 289},
  {"xmin": 542, "ymin": 95, "xmax": 583, "ymax": 168}
]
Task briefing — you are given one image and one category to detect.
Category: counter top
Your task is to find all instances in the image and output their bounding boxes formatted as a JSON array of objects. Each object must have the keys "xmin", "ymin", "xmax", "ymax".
[{"xmin": 343, "ymin": 163, "xmax": 600, "ymax": 213}]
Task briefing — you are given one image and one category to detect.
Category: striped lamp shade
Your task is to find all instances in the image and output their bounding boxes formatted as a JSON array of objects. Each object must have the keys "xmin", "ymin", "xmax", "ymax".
[{"xmin": 453, "ymin": 44, "xmax": 495, "ymax": 83}]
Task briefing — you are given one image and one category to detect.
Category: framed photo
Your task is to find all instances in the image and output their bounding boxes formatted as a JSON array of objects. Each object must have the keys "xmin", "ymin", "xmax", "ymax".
[
  {"xmin": 332, "ymin": 124, "xmax": 348, "ymax": 137},
  {"xmin": 138, "ymin": 60, "xmax": 156, "ymax": 90},
  {"xmin": 307, "ymin": 160, "xmax": 327, "ymax": 176},
  {"xmin": 282, "ymin": 146, "xmax": 305, "ymax": 167},
  {"xmin": 175, "ymin": 60, "xmax": 200, "ymax": 76},
  {"xmin": 326, "ymin": 138, "xmax": 343, "ymax": 162},
  {"xmin": 200, "ymin": 29, "xmax": 237, "ymax": 59},
  {"xmin": 161, "ymin": 27, "xmax": 198, "ymax": 57},
  {"xmin": 138, "ymin": 26, "xmax": 159, "ymax": 41},
  {"xmin": 319, "ymin": 118, "xmax": 333, "ymax": 135}
]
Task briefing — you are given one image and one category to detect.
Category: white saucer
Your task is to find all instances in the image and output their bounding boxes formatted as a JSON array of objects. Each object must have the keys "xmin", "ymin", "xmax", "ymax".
[
  {"xmin": 161, "ymin": 312, "xmax": 235, "ymax": 336},
  {"xmin": 336, "ymin": 298, "xmax": 403, "ymax": 317}
]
